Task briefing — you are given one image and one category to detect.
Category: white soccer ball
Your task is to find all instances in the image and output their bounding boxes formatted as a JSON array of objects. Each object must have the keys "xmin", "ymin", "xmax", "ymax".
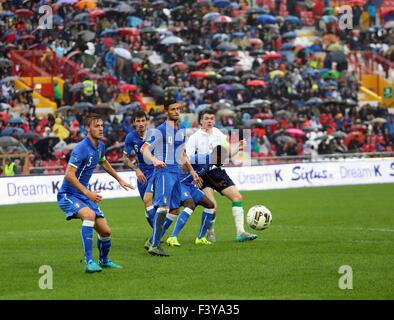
[{"xmin": 246, "ymin": 205, "xmax": 272, "ymax": 230}]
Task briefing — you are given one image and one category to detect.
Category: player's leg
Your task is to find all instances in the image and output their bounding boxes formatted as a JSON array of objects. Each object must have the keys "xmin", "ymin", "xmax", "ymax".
[
  {"xmin": 94, "ymin": 217, "xmax": 122, "ymax": 269},
  {"xmin": 143, "ymin": 176, "xmax": 156, "ymax": 228},
  {"xmin": 161, "ymin": 207, "xmax": 178, "ymax": 242},
  {"xmin": 167, "ymin": 198, "xmax": 195, "ymax": 246},
  {"xmin": 75, "ymin": 208, "xmax": 102, "ymax": 273},
  {"xmin": 196, "ymin": 193, "xmax": 216, "ymax": 245},
  {"xmin": 221, "ymin": 185, "xmax": 257, "ymax": 242},
  {"xmin": 202, "ymin": 187, "xmax": 217, "ymax": 242}
]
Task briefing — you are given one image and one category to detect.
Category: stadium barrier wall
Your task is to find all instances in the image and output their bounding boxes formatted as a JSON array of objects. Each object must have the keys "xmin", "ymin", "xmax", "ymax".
[{"xmin": 1, "ymin": 159, "xmax": 394, "ymax": 206}]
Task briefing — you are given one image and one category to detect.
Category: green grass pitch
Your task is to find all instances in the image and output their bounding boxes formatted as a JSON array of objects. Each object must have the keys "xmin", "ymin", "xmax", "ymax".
[{"xmin": 0, "ymin": 184, "xmax": 393, "ymax": 300}]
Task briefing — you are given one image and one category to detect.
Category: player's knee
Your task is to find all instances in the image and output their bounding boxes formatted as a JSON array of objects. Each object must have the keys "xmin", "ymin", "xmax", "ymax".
[
  {"xmin": 183, "ymin": 199, "xmax": 195, "ymax": 211},
  {"xmin": 82, "ymin": 211, "xmax": 96, "ymax": 222},
  {"xmin": 232, "ymin": 193, "xmax": 243, "ymax": 202},
  {"xmin": 100, "ymin": 228, "xmax": 111, "ymax": 238},
  {"xmin": 205, "ymin": 199, "xmax": 215, "ymax": 210}
]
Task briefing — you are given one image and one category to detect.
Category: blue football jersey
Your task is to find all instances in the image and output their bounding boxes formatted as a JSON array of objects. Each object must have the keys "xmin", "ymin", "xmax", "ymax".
[
  {"xmin": 124, "ymin": 128, "xmax": 154, "ymax": 175},
  {"xmin": 59, "ymin": 137, "xmax": 106, "ymax": 198},
  {"xmin": 146, "ymin": 121, "xmax": 186, "ymax": 173}
]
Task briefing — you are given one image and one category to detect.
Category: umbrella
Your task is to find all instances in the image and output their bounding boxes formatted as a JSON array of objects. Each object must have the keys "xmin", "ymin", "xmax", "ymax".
[
  {"xmin": 189, "ymin": 71, "xmax": 207, "ymax": 79},
  {"xmin": 8, "ymin": 117, "xmax": 28, "ymax": 125},
  {"xmin": 276, "ymin": 110, "xmax": 292, "ymax": 119},
  {"xmin": 89, "ymin": 8, "xmax": 105, "ymax": 18},
  {"xmin": 305, "ymin": 98, "xmax": 323, "ymax": 106},
  {"xmin": 287, "ymin": 128, "xmax": 305, "ymax": 136},
  {"xmin": 216, "ymin": 42, "xmax": 238, "ymax": 51},
  {"xmin": 236, "ymin": 103, "xmax": 254, "ymax": 111},
  {"xmin": 196, "ymin": 59, "xmax": 211, "ymax": 68},
  {"xmin": 72, "ymin": 102, "xmax": 94, "ymax": 111},
  {"xmin": 116, "ymin": 3, "xmax": 135, "ymax": 14},
  {"xmin": 251, "ymin": 99, "xmax": 271, "ymax": 106},
  {"xmin": 127, "ymin": 16, "xmax": 143, "ymax": 28},
  {"xmin": 75, "ymin": 0, "xmax": 97, "ymax": 10},
  {"xmin": 256, "ymin": 14, "xmax": 278, "ymax": 24},
  {"xmin": 282, "ymin": 31, "xmax": 297, "ymax": 39},
  {"xmin": 322, "ymin": 15, "xmax": 338, "ymax": 24},
  {"xmin": 116, "ymin": 102, "xmax": 140, "ymax": 115},
  {"xmin": 331, "ymin": 131, "xmax": 347, "ymax": 139},
  {"xmin": 269, "ymin": 70, "xmax": 285, "ymax": 79},
  {"xmin": 384, "ymin": 20, "xmax": 394, "ymax": 29},
  {"xmin": 114, "ymin": 48, "xmax": 132, "ymax": 60},
  {"xmin": 213, "ymin": 0, "xmax": 230, "ymax": 8},
  {"xmin": 248, "ymin": 39, "xmax": 263, "ymax": 47},
  {"xmin": 0, "ymin": 127, "xmax": 24, "ymax": 137},
  {"xmin": 203, "ymin": 12, "xmax": 221, "ymax": 21},
  {"xmin": 370, "ymin": 117, "xmax": 388, "ymax": 124},
  {"xmin": 275, "ymin": 135, "xmax": 297, "ymax": 144},
  {"xmin": 0, "ymin": 136, "xmax": 20, "ymax": 147},
  {"xmin": 73, "ymin": 12, "xmax": 89, "ymax": 21},
  {"xmin": 149, "ymin": 85, "xmax": 164, "ymax": 100},
  {"xmin": 284, "ymin": 16, "xmax": 301, "ymax": 25},
  {"xmin": 15, "ymin": 9, "xmax": 34, "ymax": 18},
  {"xmin": 279, "ymin": 51, "xmax": 295, "ymax": 62},
  {"xmin": 217, "ymin": 83, "xmax": 232, "ymax": 91},
  {"xmin": 247, "ymin": 7, "xmax": 267, "ymax": 15},
  {"xmin": 78, "ymin": 30, "xmax": 96, "ymax": 42},
  {"xmin": 0, "ymin": 111, "xmax": 11, "ymax": 121},
  {"xmin": 160, "ymin": 36, "xmax": 184, "ymax": 45},
  {"xmin": 0, "ymin": 76, "xmax": 19, "ymax": 83},
  {"xmin": 246, "ymin": 80, "xmax": 268, "ymax": 87},
  {"xmin": 216, "ymin": 108, "xmax": 235, "ymax": 117},
  {"xmin": 120, "ymin": 84, "xmax": 138, "ymax": 92},
  {"xmin": 263, "ymin": 52, "xmax": 282, "ymax": 61},
  {"xmin": 280, "ymin": 43, "xmax": 296, "ymax": 51},
  {"xmin": 261, "ymin": 119, "xmax": 278, "ymax": 126},
  {"xmin": 171, "ymin": 62, "xmax": 188, "ymax": 71},
  {"xmin": 344, "ymin": 132, "xmax": 365, "ymax": 148},
  {"xmin": 214, "ymin": 16, "xmax": 233, "ymax": 24},
  {"xmin": 117, "ymin": 27, "xmax": 139, "ymax": 37},
  {"xmin": 245, "ymin": 119, "xmax": 264, "ymax": 128},
  {"xmin": 56, "ymin": 106, "xmax": 73, "ymax": 115},
  {"xmin": 99, "ymin": 29, "xmax": 118, "ymax": 37},
  {"xmin": 93, "ymin": 104, "xmax": 116, "ymax": 115}
]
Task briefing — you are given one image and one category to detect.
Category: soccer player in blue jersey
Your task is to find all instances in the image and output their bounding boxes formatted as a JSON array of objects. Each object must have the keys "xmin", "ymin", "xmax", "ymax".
[
  {"xmin": 57, "ymin": 113, "xmax": 134, "ymax": 273},
  {"xmin": 141, "ymin": 100, "xmax": 202, "ymax": 256},
  {"xmin": 123, "ymin": 110, "xmax": 156, "ymax": 249}
]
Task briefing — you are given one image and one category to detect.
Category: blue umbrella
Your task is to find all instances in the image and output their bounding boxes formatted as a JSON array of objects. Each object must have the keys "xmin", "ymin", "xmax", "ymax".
[
  {"xmin": 116, "ymin": 102, "xmax": 140, "ymax": 115},
  {"xmin": 256, "ymin": 14, "xmax": 278, "ymax": 24},
  {"xmin": 305, "ymin": 98, "xmax": 323, "ymax": 106},
  {"xmin": 203, "ymin": 12, "xmax": 221, "ymax": 21},
  {"xmin": 322, "ymin": 15, "xmax": 338, "ymax": 24},
  {"xmin": 284, "ymin": 16, "xmax": 301, "ymax": 25},
  {"xmin": 280, "ymin": 43, "xmax": 295, "ymax": 51},
  {"xmin": 231, "ymin": 32, "xmax": 245, "ymax": 38},
  {"xmin": 282, "ymin": 31, "xmax": 297, "ymax": 39},
  {"xmin": 217, "ymin": 83, "xmax": 232, "ymax": 91},
  {"xmin": 247, "ymin": 7, "xmax": 267, "ymax": 15},
  {"xmin": 9, "ymin": 117, "xmax": 28, "ymax": 125},
  {"xmin": 279, "ymin": 51, "xmax": 295, "ymax": 62},
  {"xmin": 0, "ymin": 11, "xmax": 15, "ymax": 18},
  {"xmin": 261, "ymin": 119, "xmax": 278, "ymax": 126},
  {"xmin": 127, "ymin": 16, "xmax": 143, "ymax": 28},
  {"xmin": 0, "ymin": 127, "xmax": 24, "ymax": 137},
  {"xmin": 99, "ymin": 29, "xmax": 117, "ymax": 37},
  {"xmin": 213, "ymin": 0, "xmax": 231, "ymax": 8}
]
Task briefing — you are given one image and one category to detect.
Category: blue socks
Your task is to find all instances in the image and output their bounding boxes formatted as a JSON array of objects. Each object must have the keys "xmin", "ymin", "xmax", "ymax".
[
  {"xmin": 81, "ymin": 220, "xmax": 95, "ymax": 263},
  {"xmin": 152, "ymin": 209, "xmax": 168, "ymax": 246},
  {"xmin": 146, "ymin": 206, "xmax": 156, "ymax": 228},
  {"xmin": 171, "ymin": 208, "xmax": 193, "ymax": 237},
  {"xmin": 198, "ymin": 209, "xmax": 215, "ymax": 239},
  {"xmin": 160, "ymin": 213, "xmax": 177, "ymax": 238},
  {"xmin": 97, "ymin": 235, "xmax": 111, "ymax": 264}
]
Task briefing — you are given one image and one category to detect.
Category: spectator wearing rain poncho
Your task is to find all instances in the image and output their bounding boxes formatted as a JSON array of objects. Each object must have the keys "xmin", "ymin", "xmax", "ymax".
[{"xmin": 52, "ymin": 117, "xmax": 70, "ymax": 141}]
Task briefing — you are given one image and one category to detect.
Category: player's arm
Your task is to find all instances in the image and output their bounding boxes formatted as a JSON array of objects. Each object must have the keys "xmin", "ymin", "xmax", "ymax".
[
  {"xmin": 141, "ymin": 142, "xmax": 165, "ymax": 168},
  {"xmin": 64, "ymin": 165, "xmax": 102, "ymax": 203},
  {"xmin": 122, "ymin": 153, "xmax": 147, "ymax": 184},
  {"xmin": 220, "ymin": 133, "xmax": 245, "ymax": 159},
  {"xmin": 100, "ymin": 158, "xmax": 134, "ymax": 191}
]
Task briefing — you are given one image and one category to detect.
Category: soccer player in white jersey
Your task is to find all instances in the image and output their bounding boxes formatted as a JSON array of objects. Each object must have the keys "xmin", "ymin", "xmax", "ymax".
[{"xmin": 185, "ymin": 109, "xmax": 257, "ymax": 242}]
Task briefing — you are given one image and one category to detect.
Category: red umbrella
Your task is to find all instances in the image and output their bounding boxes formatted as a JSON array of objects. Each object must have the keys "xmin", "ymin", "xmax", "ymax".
[
  {"xmin": 189, "ymin": 71, "xmax": 207, "ymax": 79},
  {"xmin": 90, "ymin": 8, "xmax": 106, "ymax": 18},
  {"xmin": 263, "ymin": 52, "xmax": 282, "ymax": 61},
  {"xmin": 2, "ymin": 33, "xmax": 16, "ymax": 43},
  {"xmin": 287, "ymin": 128, "xmax": 305, "ymax": 137},
  {"xmin": 253, "ymin": 113, "xmax": 272, "ymax": 120},
  {"xmin": 171, "ymin": 62, "xmax": 188, "ymax": 71},
  {"xmin": 348, "ymin": 0, "xmax": 366, "ymax": 6},
  {"xmin": 214, "ymin": 16, "xmax": 233, "ymax": 23},
  {"xmin": 15, "ymin": 9, "xmax": 34, "ymax": 18},
  {"xmin": 247, "ymin": 80, "xmax": 268, "ymax": 87},
  {"xmin": 17, "ymin": 34, "xmax": 35, "ymax": 42},
  {"xmin": 344, "ymin": 131, "xmax": 365, "ymax": 147},
  {"xmin": 196, "ymin": 59, "xmax": 211, "ymax": 68},
  {"xmin": 101, "ymin": 76, "xmax": 118, "ymax": 85},
  {"xmin": 0, "ymin": 112, "xmax": 11, "ymax": 121},
  {"xmin": 249, "ymin": 39, "xmax": 263, "ymax": 47},
  {"xmin": 379, "ymin": 6, "xmax": 394, "ymax": 19},
  {"xmin": 120, "ymin": 84, "xmax": 138, "ymax": 92}
]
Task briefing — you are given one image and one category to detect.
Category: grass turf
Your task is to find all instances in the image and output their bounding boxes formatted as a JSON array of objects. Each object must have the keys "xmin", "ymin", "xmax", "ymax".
[{"xmin": 0, "ymin": 184, "xmax": 393, "ymax": 300}]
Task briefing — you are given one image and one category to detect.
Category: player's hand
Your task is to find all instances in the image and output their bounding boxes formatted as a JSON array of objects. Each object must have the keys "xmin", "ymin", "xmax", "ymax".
[
  {"xmin": 191, "ymin": 170, "xmax": 203, "ymax": 189},
  {"xmin": 119, "ymin": 179, "xmax": 134, "ymax": 191},
  {"xmin": 135, "ymin": 169, "xmax": 147, "ymax": 184},
  {"xmin": 153, "ymin": 158, "xmax": 166, "ymax": 169},
  {"xmin": 87, "ymin": 190, "xmax": 103, "ymax": 203}
]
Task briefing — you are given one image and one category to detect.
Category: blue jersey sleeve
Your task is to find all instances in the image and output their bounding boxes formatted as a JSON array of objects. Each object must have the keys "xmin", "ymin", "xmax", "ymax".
[
  {"xmin": 145, "ymin": 128, "xmax": 162, "ymax": 149},
  {"xmin": 68, "ymin": 144, "xmax": 87, "ymax": 169},
  {"xmin": 99, "ymin": 141, "xmax": 106, "ymax": 163},
  {"xmin": 124, "ymin": 132, "xmax": 135, "ymax": 156}
]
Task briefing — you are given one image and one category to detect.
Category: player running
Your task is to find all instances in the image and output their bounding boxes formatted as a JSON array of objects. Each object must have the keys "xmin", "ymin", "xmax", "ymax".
[
  {"xmin": 186, "ymin": 109, "xmax": 257, "ymax": 243},
  {"xmin": 57, "ymin": 113, "xmax": 134, "ymax": 273},
  {"xmin": 123, "ymin": 111, "xmax": 156, "ymax": 245},
  {"xmin": 141, "ymin": 100, "xmax": 202, "ymax": 256}
]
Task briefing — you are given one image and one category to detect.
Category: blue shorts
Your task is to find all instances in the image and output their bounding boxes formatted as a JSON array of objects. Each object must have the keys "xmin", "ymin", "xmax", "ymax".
[
  {"xmin": 57, "ymin": 192, "xmax": 105, "ymax": 220},
  {"xmin": 137, "ymin": 171, "xmax": 154, "ymax": 199},
  {"xmin": 153, "ymin": 170, "xmax": 181, "ymax": 209},
  {"xmin": 180, "ymin": 182, "xmax": 205, "ymax": 204}
]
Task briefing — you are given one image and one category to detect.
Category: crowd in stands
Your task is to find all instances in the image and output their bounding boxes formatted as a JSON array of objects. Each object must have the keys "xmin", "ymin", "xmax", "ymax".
[{"xmin": 0, "ymin": 0, "xmax": 394, "ymax": 175}]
